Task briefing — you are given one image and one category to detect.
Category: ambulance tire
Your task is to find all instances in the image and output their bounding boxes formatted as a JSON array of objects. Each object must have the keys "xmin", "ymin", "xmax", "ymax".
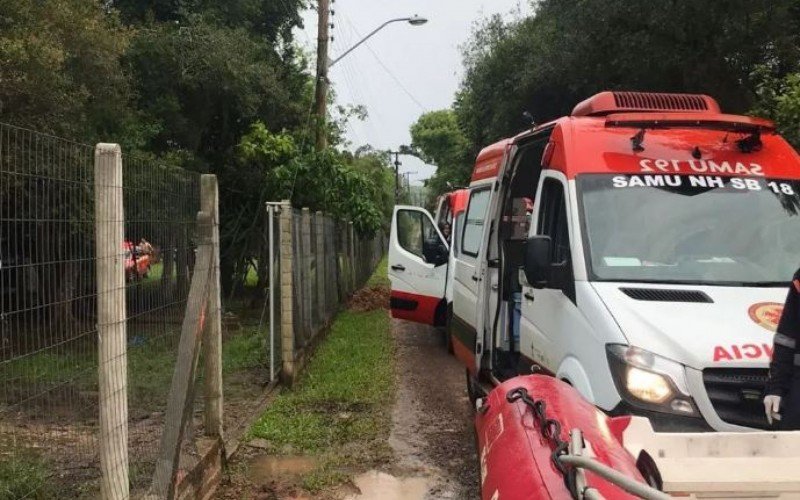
[
  {"xmin": 445, "ymin": 304, "xmax": 454, "ymax": 354},
  {"xmin": 466, "ymin": 369, "xmax": 481, "ymax": 410}
]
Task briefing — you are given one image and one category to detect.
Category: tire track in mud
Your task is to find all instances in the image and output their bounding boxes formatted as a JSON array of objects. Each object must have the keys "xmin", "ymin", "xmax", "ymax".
[{"xmin": 389, "ymin": 319, "xmax": 480, "ymax": 500}]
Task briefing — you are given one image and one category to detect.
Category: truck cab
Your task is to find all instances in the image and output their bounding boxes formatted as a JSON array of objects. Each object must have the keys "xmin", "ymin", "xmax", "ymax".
[{"xmin": 388, "ymin": 91, "xmax": 800, "ymax": 432}]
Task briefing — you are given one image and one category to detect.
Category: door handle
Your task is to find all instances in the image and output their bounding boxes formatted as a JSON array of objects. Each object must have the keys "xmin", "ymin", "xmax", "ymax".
[
  {"xmin": 391, "ymin": 264, "xmax": 406, "ymax": 272},
  {"xmin": 491, "ymin": 284, "xmax": 498, "ymax": 291},
  {"xmin": 524, "ymin": 292, "xmax": 535, "ymax": 301}
]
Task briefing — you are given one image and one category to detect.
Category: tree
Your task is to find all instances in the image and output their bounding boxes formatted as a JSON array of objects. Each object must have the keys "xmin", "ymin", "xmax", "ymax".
[
  {"xmin": 752, "ymin": 68, "xmax": 800, "ymax": 148},
  {"xmin": 0, "ymin": 0, "xmax": 132, "ymax": 139},
  {"xmin": 454, "ymin": 0, "xmax": 800, "ymax": 152},
  {"xmin": 410, "ymin": 110, "xmax": 471, "ymax": 201}
]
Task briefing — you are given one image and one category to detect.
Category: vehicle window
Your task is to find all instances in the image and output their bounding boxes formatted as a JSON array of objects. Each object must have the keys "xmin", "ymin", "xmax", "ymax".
[
  {"xmin": 538, "ymin": 178, "xmax": 570, "ymax": 263},
  {"xmin": 452, "ymin": 213, "xmax": 464, "ymax": 257},
  {"xmin": 578, "ymin": 174, "xmax": 800, "ymax": 285},
  {"xmin": 462, "ymin": 188, "xmax": 491, "ymax": 257},
  {"xmin": 397, "ymin": 209, "xmax": 441, "ymax": 262}
]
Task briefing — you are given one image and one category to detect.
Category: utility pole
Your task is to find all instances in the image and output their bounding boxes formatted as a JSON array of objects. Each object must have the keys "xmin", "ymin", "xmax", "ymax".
[
  {"xmin": 391, "ymin": 152, "xmax": 402, "ymax": 202},
  {"xmin": 314, "ymin": 0, "xmax": 331, "ymax": 152}
]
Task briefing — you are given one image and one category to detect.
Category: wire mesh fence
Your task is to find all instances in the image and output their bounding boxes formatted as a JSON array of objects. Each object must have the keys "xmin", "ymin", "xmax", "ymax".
[
  {"xmin": 0, "ymin": 123, "xmax": 217, "ymax": 499},
  {"xmin": 121, "ymin": 153, "xmax": 203, "ymax": 495},
  {"xmin": 0, "ymin": 124, "xmax": 101, "ymax": 499},
  {"xmin": 0, "ymin": 122, "xmax": 386, "ymax": 499}
]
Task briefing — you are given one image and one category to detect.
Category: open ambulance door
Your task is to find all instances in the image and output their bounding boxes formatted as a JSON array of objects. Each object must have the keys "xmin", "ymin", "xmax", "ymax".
[{"xmin": 388, "ymin": 206, "xmax": 449, "ymax": 326}]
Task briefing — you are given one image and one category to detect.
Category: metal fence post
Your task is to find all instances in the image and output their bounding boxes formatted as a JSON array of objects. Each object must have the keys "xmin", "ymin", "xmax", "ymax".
[
  {"xmin": 266, "ymin": 203, "xmax": 279, "ymax": 382},
  {"xmin": 279, "ymin": 200, "xmax": 296, "ymax": 384},
  {"xmin": 95, "ymin": 143, "xmax": 129, "ymax": 500},
  {"xmin": 201, "ymin": 174, "xmax": 223, "ymax": 439}
]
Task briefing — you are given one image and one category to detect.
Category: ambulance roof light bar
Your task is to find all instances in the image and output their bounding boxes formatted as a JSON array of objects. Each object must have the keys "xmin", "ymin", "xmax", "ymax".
[{"xmin": 572, "ymin": 91, "xmax": 721, "ymax": 117}]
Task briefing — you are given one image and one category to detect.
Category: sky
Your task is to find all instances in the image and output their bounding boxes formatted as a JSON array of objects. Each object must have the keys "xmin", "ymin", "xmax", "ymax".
[{"xmin": 297, "ymin": 0, "xmax": 528, "ymax": 185}]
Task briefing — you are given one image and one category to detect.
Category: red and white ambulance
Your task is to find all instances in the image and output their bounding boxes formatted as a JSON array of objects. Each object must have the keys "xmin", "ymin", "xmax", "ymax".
[{"xmin": 389, "ymin": 91, "xmax": 800, "ymax": 431}]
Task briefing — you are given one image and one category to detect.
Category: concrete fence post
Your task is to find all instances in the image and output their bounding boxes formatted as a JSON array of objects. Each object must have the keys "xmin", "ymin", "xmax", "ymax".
[
  {"xmin": 315, "ymin": 211, "xmax": 326, "ymax": 324},
  {"xmin": 301, "ymin": 208, "xmax": 312, "ymax": 344},
  {"xmin": 348, "ymin": 222, "xmax": 356, "ymax": 292},
  {"xmin": 279, "ymin": 200, "xmax": 296, "ymax": 384},
  {"xmin": 95, "ymin": 143, "xmax": 130, "ymax": 500}
]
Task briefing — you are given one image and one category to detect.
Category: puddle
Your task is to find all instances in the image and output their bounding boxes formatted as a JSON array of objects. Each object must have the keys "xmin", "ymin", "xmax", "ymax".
[
  {"xmin": 346, "ymin": 470, "xmax": 432, "ymax": 500},
  {"xmin": 246, "ymin": 455, "xmax": 317, "ymax": 485}
]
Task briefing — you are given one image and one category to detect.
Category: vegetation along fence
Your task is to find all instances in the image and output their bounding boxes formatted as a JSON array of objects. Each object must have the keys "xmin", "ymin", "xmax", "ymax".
[
  {"xmin": 0, "ymin": 122, "xmax": 386, "ymax": 499},
  {"xmin": 267, "ymin": 202, "xmax": 386, "ymax": 385},
  {"xmin": 0, "ymin": 122, "xmax": 227, "ymax": 499}
]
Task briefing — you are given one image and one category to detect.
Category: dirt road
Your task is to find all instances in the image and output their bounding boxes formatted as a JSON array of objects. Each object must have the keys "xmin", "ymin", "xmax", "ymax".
[{"xmin": 386, "ymin": 319, "xmax": 480, "ymax": 499}]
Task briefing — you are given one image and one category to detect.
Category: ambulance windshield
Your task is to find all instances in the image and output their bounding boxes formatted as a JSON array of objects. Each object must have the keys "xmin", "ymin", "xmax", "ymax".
[{"xmin": 577, "ymin": 174, "xmax": 800, "ymax": 285}]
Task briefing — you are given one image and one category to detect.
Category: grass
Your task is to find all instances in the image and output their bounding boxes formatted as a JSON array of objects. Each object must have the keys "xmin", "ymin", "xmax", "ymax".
[
  {"xmin": 248, "ymin": 261, "xmax": 394, "ymax": 490},
  {"xmin": 365, "ymin": 255, "xmax": 389, "ymax": 288},
  {"xmin": 222, "ymin": 326, "xmax": 264, "ymax": 375},
  {"xmin": 0, "ymin": 453, "xmax": 53, "ymax": 500}
]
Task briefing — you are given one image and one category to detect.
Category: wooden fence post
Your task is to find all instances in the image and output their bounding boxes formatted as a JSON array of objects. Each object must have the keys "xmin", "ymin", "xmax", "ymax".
[
  {"xmin": 279, "ymin": 201, "xmax": 296, "ymax": 384},
  {"xmin": 149, "ymin": 212, "xmax": 214, "ymax": 498},
  {"xmin": 201, "ymin": 175, "xmax": 223, "ymax": 439},
  {"xmin": 95, "ymin": 143, "xmax": 129, "ymax": 500}
]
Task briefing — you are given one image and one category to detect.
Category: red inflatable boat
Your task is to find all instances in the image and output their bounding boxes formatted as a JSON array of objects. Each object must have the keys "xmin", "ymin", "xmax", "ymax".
[
  {"xmin": 476, "ymin": 375, "xmax": 661, "ymax": 500},
  {"xmin": 476, "ymin": 376, "xmax": 800, "ymax": 499}
]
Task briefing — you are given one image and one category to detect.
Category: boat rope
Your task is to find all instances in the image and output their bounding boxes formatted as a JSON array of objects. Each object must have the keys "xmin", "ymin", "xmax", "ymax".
[
  {"xmin": 506, "ymin": 387, "xmax": 579, "ymax": 498},
  {"xmin": 506, "ymin": 386, "xmax": 672, "ymax": 500}
]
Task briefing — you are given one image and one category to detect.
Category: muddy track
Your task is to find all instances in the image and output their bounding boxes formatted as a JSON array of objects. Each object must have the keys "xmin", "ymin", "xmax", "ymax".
[{"xmin": 389, "ymin": 319, "xmax": 480, "ymax": 499}]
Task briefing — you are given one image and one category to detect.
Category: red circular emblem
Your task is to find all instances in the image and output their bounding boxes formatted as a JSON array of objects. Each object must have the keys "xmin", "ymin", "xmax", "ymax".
[{"xmin": 748, "ymin": 302, "xmax": 784, "ymax": 332}]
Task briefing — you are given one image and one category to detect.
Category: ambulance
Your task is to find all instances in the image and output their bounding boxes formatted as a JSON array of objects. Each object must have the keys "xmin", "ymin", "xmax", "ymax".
[{"xmin": 389, "ymin": 91, "xmax": 800, "ymax": 431}]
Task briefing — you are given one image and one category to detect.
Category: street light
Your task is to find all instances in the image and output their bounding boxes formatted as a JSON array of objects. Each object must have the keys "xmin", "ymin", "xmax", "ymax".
[{"xmin": 329, "ymin": 15, "xmax": 428, "ymax": 68}]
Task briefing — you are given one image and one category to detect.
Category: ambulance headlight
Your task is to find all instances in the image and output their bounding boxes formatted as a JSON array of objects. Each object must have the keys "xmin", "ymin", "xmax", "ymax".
[
  {"xmin": 626, "ymin": 367, "xmax": 672, "ymax": 404},
  {"xmin": 607, "ymin": 345, "xmax": 698, "ymax": 416}
]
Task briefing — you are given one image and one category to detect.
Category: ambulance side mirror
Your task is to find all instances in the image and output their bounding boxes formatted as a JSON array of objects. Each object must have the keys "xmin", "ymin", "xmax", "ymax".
[{"xmin": 524, "ymin": 235, "xmax": 552, "ymax": 289}]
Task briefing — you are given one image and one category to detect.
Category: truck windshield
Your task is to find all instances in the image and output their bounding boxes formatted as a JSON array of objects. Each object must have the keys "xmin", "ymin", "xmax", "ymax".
[{"xmin": 577, "ymin": 174, "xmax": 800, "ymax": 286}]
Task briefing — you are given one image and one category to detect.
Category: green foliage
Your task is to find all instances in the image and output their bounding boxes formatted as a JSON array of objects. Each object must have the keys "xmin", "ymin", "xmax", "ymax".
[
  {"xmin": 752, "ymin": 68, "xmax": 800, "ymax": 148},
  {"xmin": 0, "ymin": 0, "xmax": 132, "ymax": 139},
  {"xmin": 237, "ymin": 122, "xmax": 393, "ymax": 236},
  {"xmin": 410, "ymin": 110, "xmax": 471, "ymax": 201}
]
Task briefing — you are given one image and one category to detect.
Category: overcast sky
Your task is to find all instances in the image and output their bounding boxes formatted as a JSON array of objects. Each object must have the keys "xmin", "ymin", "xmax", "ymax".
[{"xmin": 298, "ymin": 0, "xmax": 528, "ymax": 184}]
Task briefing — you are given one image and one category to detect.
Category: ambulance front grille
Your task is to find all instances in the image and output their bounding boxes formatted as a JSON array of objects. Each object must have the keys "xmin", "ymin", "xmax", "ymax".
[{"xmin": 703, "ymin": 368, "xmax": 770, "ymax": 429}]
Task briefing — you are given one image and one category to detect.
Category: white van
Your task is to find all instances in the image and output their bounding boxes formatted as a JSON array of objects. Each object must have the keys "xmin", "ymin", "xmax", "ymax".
[{"xmin": 389, "ymin": 91, "xmax": 800, "ymax": 431}]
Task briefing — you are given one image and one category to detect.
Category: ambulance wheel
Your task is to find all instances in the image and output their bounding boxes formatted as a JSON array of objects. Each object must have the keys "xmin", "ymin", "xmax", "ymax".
[
  {"xmin": 466, "ymin": 369, "xmax": 480, "ymax": 409},
  {"xmin": 445, "ymin": 306, "xmax": 454, "ymax": 354}
]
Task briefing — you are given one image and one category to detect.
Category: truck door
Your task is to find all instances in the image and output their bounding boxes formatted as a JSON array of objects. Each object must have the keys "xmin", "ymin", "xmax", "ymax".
[
  {"xmin": 452, "ymin": 186, "xmax": 493, "ymax": 374},
  {"xmin": 388, "ymin": 206, "xmax": 449, "ymax": 325}
]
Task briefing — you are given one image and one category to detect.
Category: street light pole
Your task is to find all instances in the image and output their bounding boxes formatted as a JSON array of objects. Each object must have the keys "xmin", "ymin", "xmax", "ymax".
[
  {"xmin": 329, "ymin": 16, "xmax": 428, "ymax": 68},
  {"xmin": 314, "ymin": 14, "xmax": 428, "ymax": 152}
]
